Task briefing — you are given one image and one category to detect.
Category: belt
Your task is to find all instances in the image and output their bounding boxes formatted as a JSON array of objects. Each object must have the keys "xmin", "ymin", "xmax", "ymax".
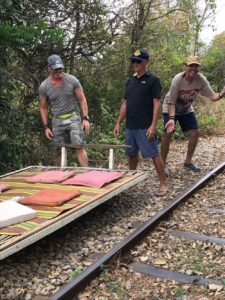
[{"xmin": 57, "ymin": 112, "xmax": 76, "ymax": 119}]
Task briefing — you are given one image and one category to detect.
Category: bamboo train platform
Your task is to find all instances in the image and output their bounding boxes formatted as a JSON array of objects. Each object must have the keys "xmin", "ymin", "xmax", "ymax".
[{"xmin": 0, "ymin": 166, "xmax": 148, "ymax": 260}]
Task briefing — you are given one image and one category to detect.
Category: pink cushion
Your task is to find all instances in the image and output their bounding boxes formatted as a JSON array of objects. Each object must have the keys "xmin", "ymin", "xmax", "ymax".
[
  {"xmin": 62, "ymin": 171, "xmax": 125, "ymax": 188},
  {"xmin": 26, "ymin": 170, "xmax": 74, "ymax": 183},
  {"xmin": 19, "ymin": 188, "xmax": 81, "ymax": 207},
  {"xmin": 0, "ymin": 184, "xmax": 11, "ymax": 192}
]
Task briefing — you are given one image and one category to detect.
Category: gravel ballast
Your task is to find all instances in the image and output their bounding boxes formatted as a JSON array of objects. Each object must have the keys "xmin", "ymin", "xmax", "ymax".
[{"xmin": 0, "ymin": 135, "xmax": 225, "ymax": 300}]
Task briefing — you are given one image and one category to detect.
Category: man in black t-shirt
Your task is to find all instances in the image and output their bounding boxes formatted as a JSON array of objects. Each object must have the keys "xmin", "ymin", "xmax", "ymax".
[{"xmin": 114, "ymin": 49, "xmax": 167, "ymax": 196}]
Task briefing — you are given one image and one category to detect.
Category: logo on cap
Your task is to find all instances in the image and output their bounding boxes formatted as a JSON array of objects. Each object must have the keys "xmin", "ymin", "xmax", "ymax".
[
  {"xmin": 130, "ymin": 49, "xmax": 149, "ymax": 61},
  {"xmin": 134, "ymin": 49, "xmax": 141, "ymax": 56}
]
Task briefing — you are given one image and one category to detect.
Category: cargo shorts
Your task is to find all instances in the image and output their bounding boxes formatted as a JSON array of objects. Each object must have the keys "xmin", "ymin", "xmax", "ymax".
[{"xmin": 52, "ymin": 113, "xmax": 85, "ymax": 154}]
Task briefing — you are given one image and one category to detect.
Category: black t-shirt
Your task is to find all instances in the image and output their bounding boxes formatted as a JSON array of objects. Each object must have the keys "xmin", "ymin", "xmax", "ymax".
[{"xmin": 124, "ymin": 72, "xmax": 161, "ymax": 129}]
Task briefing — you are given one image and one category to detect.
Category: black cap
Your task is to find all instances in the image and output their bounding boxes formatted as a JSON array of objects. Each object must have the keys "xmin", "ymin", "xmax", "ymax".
[
  {"xmin": 130, "ymin": 49, "xmax": 149, "ymax": 61},
  {"xmin": 47, "ymin": 54, "xmax": 64, "ymax": 69}
]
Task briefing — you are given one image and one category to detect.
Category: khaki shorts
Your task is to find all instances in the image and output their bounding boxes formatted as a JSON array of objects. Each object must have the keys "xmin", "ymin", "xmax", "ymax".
[{"xmin": 52, "ymin": 114, "xmax": 85, "ymax": 153}]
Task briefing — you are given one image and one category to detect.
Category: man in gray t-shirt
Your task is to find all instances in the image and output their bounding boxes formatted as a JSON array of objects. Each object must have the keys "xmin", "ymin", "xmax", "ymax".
[
  {"xmin": 39, "ymin": 54, "xmax": 90, "ymax": 166},
  {"xmin": 161, "ymin": 55, "xmax": 225, "ymax": 173}
]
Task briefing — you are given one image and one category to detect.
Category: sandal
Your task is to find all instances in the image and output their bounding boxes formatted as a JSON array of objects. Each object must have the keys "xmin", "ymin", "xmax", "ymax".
[
  {"xmin": 156, "ymin": 187, "xmax": 168, "ymax": 197},
  {"xmin": 184, "ymin": 163, "xmax": 200, "ymax": 172}
]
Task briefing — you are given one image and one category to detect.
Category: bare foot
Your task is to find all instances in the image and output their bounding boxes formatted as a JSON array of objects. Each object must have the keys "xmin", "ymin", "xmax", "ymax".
[{"xmin": 156, "ymin": 184, "xmax": 168, "ymax": 197}]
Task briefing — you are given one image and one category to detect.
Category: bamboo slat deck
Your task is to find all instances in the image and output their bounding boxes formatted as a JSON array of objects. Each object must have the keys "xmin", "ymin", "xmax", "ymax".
[{"xmin": 0, "ymin": 166, "xmax": 148, "ymax": 260}]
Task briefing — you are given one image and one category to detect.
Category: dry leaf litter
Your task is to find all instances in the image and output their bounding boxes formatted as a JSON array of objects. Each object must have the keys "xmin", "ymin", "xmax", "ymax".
[{"xmin": 0, "ymin": 135, "xmax": 225, "ymax": 300}]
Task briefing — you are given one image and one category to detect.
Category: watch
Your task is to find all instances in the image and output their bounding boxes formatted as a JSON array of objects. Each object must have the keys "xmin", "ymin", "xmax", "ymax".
[{"xmin": 82, "ymin": 115, "xmax": 90, "ymax": 121}]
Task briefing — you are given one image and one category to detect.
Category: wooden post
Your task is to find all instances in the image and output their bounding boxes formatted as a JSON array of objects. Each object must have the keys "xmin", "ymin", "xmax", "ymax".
[
  {"xmin": 108, "ymin": 148, "xmax": 114, "ymax": 170},
  {"xmin": 59, "ymin": 143, "xmax": 131, "ymax": 169},
  {"xmin": 61, "ymin": 147, "xmax": 67, "ymax": 167}
]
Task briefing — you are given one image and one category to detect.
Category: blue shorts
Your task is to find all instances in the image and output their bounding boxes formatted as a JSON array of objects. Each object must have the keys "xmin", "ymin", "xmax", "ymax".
[
  {"xmin": 163, "ymin": 112, "xmax": 198, "ymax": 132},
  {"xmin": 125, "ymin": 128, "xmax": 159, "ymax": 159}
]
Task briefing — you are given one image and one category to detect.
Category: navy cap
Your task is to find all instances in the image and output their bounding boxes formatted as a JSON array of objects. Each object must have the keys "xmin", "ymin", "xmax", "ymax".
[
  {"xmin": 47, "ymin": 54, "xmax": 64, "ymax": 69},
  {"xmin": 130, "ymin": 49, "xmax": 149, "ymax": 61}
]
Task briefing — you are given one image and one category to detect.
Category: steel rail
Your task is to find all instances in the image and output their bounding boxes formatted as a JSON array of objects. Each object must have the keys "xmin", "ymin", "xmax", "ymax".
[{"xmin": 49, "ymin": 160, "xmax": 225, "ymax": 300}]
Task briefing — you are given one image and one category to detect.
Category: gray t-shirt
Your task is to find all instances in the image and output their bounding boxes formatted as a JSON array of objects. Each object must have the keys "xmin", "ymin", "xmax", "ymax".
[
  {"xmin": 162, "ymin": 72, "xmax": 214, "ymax": 115},
  {"xmin": 39, "ymin": 73, "xmax": 82, "ymax": 116}
]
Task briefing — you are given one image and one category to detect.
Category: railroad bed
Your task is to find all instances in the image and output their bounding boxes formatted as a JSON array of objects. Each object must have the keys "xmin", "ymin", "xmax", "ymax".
[
  {"xmin": 0, "ymin": 135, "xmax": 225, "ymax": 300},
  {"xmin": 74, "ymin": 163, "xmax": 225, "ymax": 300}
]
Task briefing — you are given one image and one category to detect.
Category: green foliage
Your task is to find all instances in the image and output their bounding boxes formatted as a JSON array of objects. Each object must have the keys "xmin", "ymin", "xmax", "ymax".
[
  {"xmin": 109, "ymin": 281, "xmax": 126, "ymax": 296},
  {"xmin": 0, "ymin": 21, "xmax": 63, "ymax": 48},
  {"xmin": 194, "ymin": 262, "xmax": 203, "ymax": 273},
  {"xmin": 99, "ymin": 265, "xmax": 110, "ymax": 280},
  {"xmin": 202, "ymin": 32, "xmax": 225, "ymax": 90},
  {"xmin": 87, "ymin": 101, "xmax": 123, "ymax": 144},
  {"xmin": 173, "ymin": 126, "xmax": 186, "ymax": 140},
  {"xmin": 0, "ymin": 0, "xmax": 224, "ymax": 174},
  {"xmin": 207, "ymin": 0, "xmax": 216, "ymax": 10},
  {"xmin": 221, "ymin": 278, "xmax": 225, "ymax": 286},
  {"xmin": 197, "ymin": 114, "xmax": 217, "ymax": 134},
  {"xmin": 69, "ymin": 266, "xmax": 83, "ymax": 279},
  {"xmin": 0, "ymin": 97, "xmax": 50, "ymax": 174},
  {"xmin": 175, "ymin": 287, "xmax": 186, "ymax": 297},
  {"xmin": 0, "ymin": 0, "xmax": 65, "ymax": 174}
]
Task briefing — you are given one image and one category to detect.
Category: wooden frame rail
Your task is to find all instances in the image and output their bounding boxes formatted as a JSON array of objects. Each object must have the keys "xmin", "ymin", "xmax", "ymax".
[{"xmin": 58, "ymin": 144, "xmax": 131, "ymax": 169}]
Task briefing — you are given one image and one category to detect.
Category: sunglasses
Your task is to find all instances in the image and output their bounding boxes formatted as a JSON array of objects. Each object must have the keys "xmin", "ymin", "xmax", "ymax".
[
  {"xmin": 51, "ymin": 67, "xmax": 63, "ymax": 72},
  {"xmin": 188, "ymin": 64, "xmax": 199, "ymax": 67},
  {"xmin": 131, "ymin": 59, "xmax": 142, "ymax": 64}
]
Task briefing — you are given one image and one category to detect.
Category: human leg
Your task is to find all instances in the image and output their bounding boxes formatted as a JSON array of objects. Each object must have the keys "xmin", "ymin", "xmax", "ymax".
[
  {"xmin": 52, "ymin": 124, "xmax": 68, "ymax": 166},
  {"xmin": 177, "ymin": 112, "xmax": 199, "ymax": 166},
  {"xmin": 135, "ymin": 129, "xmax": 167, "ymax": 194},
  {"xmin": 76, "ymin": 148, "xmax": 88, "ymax": 167},
  {"xmin": 185, "ymin": 128, "xmax": 199, "ymax": 164},
  {"xmin": 128, "ymin": 155, "xmax": 139, "ymax": 170},
  {"xmin": 55, "ymin": 152, "xmax": 61, "ymax": 166},
  {"xmin": 125, "ymin": 129, "xmax": 139, "ymax": 170},
  {"xmin": 69, "ymin": 120, "xmax": 88, "ymax": 166},
  {"xmin": 160, "ymin": 132, "xmax": 173, "ymax": 166},
  {"xmin": 160, "ymin": 113, "xmax": 174, "ymax": 166},
  {"xmin": 152, "ymin": 155, "xmax": 168, "ymax": 195}
]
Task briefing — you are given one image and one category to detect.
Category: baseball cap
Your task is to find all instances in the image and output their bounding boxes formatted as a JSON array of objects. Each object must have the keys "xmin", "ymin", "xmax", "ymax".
[
  {"xmin": 130, "ymin": 49, "xmax": 149, "ymax": 61},
  {"xmin": 186, "ymin": 55, "xmax": 201, "ymax": 66},
  {"xmin": 47, "ymin": 54, "xmax": 64, "ymax": 69}
]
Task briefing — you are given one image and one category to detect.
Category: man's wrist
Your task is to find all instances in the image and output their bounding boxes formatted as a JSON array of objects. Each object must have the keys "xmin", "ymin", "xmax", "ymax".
[
  {"xmin": 169, "ymin": 116, "xmax": 175, "ymax": 120},
  {"xmin": 82, "ymin": 115, "xmax": 90, "ymax": 121},
  {"xmin": 43, "ymin": 124, "xmax": 49, "ymax": 129},
  {"xmin": 219, "ymin": 91, "xmax": 225, "ymax": 99}
]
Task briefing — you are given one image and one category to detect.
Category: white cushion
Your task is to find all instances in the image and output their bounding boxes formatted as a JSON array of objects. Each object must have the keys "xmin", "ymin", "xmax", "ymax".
[{"xmin": 0, "ymin": 201, "xmax": 36, "ymax": 228}]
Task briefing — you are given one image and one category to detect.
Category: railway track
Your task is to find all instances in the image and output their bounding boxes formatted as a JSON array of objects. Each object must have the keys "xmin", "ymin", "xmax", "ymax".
[
  {"xmin": 1, "ymin": 136, "xmax": 225, "ymax": 300},
  {"xmin": 49, "ymin": 161, "xmax": 225, "ymax": 300}
]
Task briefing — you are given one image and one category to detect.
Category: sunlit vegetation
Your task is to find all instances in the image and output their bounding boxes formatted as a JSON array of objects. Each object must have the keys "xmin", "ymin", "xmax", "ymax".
[{"xmin": 1, "ymin": 0, "xmax": 224, "ymax": 174}]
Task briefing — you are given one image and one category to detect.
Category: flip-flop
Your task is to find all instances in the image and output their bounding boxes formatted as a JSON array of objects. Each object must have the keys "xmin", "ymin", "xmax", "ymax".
[
  {"xmin": 184, "ymin": 163, "xmax": 200, "ymax": 172},
  {"xmin": 156, "ymin": 188, "xmax": 168, "ymax": 197}
]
